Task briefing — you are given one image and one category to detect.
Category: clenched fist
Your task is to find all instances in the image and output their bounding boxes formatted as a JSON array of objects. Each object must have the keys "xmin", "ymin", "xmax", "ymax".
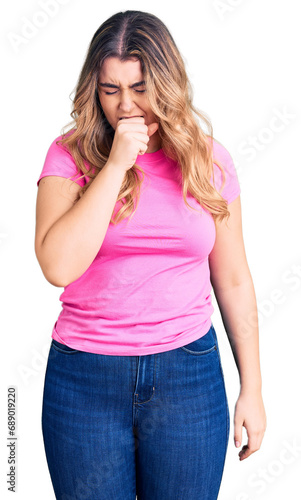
[{"xmin": 107, "ymin": 117, "xmax": 159, "ymax": 172}]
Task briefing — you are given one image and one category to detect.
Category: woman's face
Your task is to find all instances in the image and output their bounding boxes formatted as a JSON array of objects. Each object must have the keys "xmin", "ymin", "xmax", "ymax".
[{"xmin": 98, "ymin": 57, "xmax": 161, "ymax": 149}]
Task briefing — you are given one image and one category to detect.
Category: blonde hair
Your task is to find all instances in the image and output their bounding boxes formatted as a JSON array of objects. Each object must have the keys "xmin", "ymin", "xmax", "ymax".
[{"xmin": 57, "ymin": 10, "xmax": 230, "ymax": 224}]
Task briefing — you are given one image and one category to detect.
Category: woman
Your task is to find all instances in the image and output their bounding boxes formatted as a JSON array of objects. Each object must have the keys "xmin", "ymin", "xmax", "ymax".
[{"xmin": 35, "ymin": 10, "xmax": 266, "ymax": 500}]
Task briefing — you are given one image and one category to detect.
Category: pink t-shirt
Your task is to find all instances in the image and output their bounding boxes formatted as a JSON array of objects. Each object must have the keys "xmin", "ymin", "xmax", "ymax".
[{"xmin": 37, "ymin": 135, "xmax": 240, "ymax": 355}]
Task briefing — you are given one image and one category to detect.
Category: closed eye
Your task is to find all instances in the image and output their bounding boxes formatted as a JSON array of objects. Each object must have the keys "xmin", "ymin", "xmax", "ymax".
[
  {"xmin": 99, "ymin": 80, "xmax": 147, "ymax": 95},
  {"xmin": 104, "ymin": 89, "xmax": 146, "ymax": 95}
]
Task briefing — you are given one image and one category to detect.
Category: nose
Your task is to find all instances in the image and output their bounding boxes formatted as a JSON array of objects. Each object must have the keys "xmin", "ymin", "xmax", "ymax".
[{"xmin": 118, "ymin": 89, "xmax": 135, "ymax": 113}]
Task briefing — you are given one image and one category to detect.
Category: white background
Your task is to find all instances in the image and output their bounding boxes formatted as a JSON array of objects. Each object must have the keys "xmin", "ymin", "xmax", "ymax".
[{"xmin": 1, "ymin": 0, "xmax": 300, "ymax": 498}]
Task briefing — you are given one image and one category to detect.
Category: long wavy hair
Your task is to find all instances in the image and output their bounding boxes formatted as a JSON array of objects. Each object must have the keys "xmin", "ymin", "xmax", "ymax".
[{"xmin": 57, "ymin": 10, "xmax": 230, "ymax": 224}]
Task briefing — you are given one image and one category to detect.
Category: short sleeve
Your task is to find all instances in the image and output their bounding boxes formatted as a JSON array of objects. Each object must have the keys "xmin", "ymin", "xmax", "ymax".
[
  {"xmin": 37, "ymin": 135, "xmax": 88, "ymax": 187},
  {"xmin": 210, "ymin": 139, "xmax": 241, "ymax": 204}
]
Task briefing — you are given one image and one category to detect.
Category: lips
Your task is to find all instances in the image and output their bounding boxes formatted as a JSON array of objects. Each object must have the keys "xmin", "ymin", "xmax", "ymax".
[{"xmin": 119, "ymin": 115, "xmax": 144, "ymax": 120}]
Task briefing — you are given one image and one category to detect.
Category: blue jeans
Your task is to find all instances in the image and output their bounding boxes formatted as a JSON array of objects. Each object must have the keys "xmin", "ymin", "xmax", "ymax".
[{"xmin": 41, "ymin": 323, "xmax": 230, "ymax": 499}]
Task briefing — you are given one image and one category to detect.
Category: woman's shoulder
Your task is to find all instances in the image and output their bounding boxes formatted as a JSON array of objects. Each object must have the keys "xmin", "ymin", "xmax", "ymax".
[
  {"xmin": 46, "ymin": 129, "xmax": 76, "ymax": 160},
  {"xmin": 206, "ymin": 135, "xmax": 241, "ymax": 203},
  {"xmin": 206, "ymin": 135, "xmax": 234, "ymax": 165},
  {"xmin": 37, "ymin": 129, "xmax": 86, "ymax": 187}
]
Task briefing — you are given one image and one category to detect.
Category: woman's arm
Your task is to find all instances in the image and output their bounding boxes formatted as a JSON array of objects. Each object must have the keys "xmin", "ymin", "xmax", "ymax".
[
  {"xmin": 209, "ymin": 195, "xmax": 267, "ymax": 461},
  {"xmin": 35, "ymin": 118, "xmax": 152, "ymax": 288},
  {"xmin": 35, "ymin": 164, "xmax": 126, "ymax": 287}
]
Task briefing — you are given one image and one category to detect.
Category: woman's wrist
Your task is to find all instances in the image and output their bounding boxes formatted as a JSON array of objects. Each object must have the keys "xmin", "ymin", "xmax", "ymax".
[{"xmin": 239, "ymin": 380, "xmax": 262, "ymax": 396}]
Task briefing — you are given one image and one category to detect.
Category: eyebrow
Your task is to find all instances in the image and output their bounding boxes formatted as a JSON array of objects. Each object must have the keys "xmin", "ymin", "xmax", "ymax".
[{"xmin": 98, "ymin": 80, "xmax": 146, "ymax": 89}]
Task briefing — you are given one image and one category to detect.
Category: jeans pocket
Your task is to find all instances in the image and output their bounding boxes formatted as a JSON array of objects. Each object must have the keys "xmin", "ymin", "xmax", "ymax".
[
  {"xmin": 180, "ymin": 325, "xmax": 217, "ymax": 355},
  {"xmin": 51, "ymin": 339, "xmax": 81, "ymax": 354}
]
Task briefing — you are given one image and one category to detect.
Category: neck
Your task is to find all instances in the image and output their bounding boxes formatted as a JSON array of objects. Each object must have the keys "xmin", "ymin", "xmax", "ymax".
[{"xmin": 146, "ymin": 131, "xmax": 162, "ymax": 153}]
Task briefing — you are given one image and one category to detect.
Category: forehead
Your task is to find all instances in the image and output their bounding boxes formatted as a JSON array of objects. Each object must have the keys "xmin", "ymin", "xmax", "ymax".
[{"xmin": 99, "ymin": 57, "xmax": 143, "ymax": 84}]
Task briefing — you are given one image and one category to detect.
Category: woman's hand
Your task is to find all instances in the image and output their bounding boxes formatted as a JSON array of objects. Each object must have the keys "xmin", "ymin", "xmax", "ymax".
[
  {"xmin": 234, "ymin": 389, "xmax": 267, "ymax": 461},
  {"xmin": 107, "ymin": 117, "xmax": 159, "ymax": 172}
]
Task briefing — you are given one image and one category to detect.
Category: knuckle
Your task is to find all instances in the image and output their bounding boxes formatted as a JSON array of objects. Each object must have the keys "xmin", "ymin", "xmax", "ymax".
[{"xmin": 255, "ymin": 428, "xmax": 265, "ymax": 435}]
